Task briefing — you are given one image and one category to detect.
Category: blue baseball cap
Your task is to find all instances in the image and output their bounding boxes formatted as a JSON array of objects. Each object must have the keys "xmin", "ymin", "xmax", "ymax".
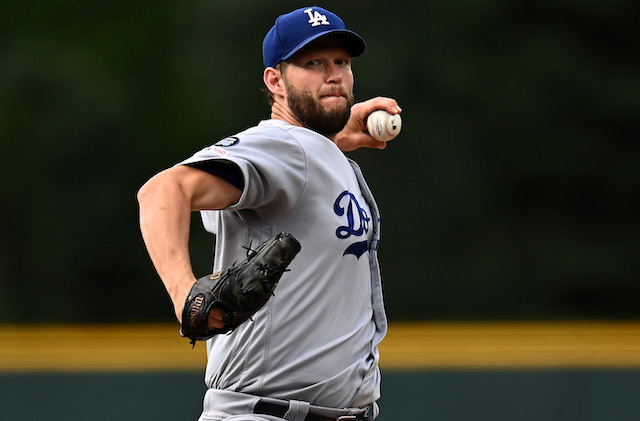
[{"xmin": 262, "ymin": 6, "xmax": 366, "ymax": 69}]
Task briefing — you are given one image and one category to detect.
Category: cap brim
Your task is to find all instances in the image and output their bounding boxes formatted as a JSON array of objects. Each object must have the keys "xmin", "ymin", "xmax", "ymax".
[{"xmin": 279, "ymin": 29, "xmax": 366, "ymax": 64}]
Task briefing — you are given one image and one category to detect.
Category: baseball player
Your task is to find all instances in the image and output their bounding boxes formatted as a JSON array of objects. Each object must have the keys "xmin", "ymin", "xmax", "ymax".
[{"xmin": 137, "ymin": 6, "xmax": 402, "ymax": 421}]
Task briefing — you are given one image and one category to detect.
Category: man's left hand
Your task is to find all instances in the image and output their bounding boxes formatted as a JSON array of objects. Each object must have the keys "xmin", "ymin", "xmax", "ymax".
[{"xmin": 335, "ymin": 97, "xmax": 402, "ymax": 152}]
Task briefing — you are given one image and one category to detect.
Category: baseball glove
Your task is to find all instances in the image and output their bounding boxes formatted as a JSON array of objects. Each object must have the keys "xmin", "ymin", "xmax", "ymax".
[{"xmin": 181, "ymin": 232, "xmax": 301, "ymax": 345}]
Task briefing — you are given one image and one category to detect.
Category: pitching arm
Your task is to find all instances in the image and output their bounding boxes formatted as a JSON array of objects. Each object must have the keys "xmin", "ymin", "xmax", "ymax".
[{"xmin": 334, "ymin": 96, "xmax": 402, "ymax": 152}]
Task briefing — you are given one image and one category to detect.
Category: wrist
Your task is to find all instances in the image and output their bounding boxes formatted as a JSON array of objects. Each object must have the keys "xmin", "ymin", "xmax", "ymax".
[{"xmin": 169, "ymin": 277, "xmax": 198, "ymax": 322}]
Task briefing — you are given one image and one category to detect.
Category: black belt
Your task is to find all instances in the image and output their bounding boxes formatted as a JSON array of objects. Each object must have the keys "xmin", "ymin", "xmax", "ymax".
[{"xmin": 254, "ymin": 400, "xmax": 373, "ymax": 421}]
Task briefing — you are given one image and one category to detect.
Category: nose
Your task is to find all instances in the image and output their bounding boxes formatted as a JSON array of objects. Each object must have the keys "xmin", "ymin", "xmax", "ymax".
[{"xmin": 326, "ymin": 63, "xmax": 343, "ymax": 84}]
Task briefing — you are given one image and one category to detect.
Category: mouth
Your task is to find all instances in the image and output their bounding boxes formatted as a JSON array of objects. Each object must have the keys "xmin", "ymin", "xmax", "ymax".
[
  {"xmin": 320, "ymin": 89, "xmax": 347, "ymax": 100},
  {"xmin": 320, "ymin": 93, "xmax": 347, "ymax": 102}
]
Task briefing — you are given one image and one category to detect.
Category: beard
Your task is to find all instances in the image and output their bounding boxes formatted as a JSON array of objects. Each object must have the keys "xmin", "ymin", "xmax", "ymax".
[{"xmin": 284, "ymin": 81, "xmax": 355, "ymax": 137}]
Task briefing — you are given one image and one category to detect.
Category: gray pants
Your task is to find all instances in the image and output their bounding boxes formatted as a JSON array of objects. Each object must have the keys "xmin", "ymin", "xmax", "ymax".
[{"xmin": 198, "ymin": 389, "xmax": 378, "ymax": 421}]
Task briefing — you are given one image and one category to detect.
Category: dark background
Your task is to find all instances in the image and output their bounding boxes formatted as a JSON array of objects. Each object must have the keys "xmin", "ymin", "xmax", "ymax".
[{"xmin": 1, "ymin": 0, "xmax": 638, "ymax": 324}]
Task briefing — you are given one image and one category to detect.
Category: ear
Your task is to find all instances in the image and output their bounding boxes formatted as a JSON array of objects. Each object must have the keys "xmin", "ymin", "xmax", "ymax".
[{"xmin": 263, "ymin": 67, "xmax": 285, "ymax": 97}]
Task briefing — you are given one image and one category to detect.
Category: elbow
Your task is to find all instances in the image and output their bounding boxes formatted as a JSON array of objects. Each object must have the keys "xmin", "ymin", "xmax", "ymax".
[
  {"xmin": 136, "ymin": 169, "xmax": 185, "ymax": 210},
  {"xmin": 137, "ymin": 176, "xmax": 165, "ymax": 233},
  {"xmin": 137, "ymin": 180, "xmax": 152, "ymax": 207},
  {"xmin": 137, "ymin": 174, "xmax": 165, "ymax": 210}
]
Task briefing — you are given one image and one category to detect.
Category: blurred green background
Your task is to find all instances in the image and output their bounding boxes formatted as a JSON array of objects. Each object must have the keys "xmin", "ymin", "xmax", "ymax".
[
  {"xmin": 1, "ymin": 1, "xmax": 639, "ymax": 421},
  {"xmin": 1, "ymin": 0, "xmax": 637, "ymax": 323}
]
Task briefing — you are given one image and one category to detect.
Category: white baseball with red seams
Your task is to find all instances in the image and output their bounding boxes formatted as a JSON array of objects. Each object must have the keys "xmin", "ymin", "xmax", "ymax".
[{"xmin": 366, "ymin": 110, "xmax": 402, "ymax": 142}]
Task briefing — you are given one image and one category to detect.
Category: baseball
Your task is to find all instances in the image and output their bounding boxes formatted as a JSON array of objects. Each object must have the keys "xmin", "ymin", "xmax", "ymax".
[{"xmin": 366, "ymin": 110, "xmax": 402, "ymax": 142}]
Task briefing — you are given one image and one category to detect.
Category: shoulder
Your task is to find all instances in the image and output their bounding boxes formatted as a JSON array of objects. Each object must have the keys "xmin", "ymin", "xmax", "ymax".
[
  {"xmin": 215, "ymin": 120, "xmax": 310, "ymax": 154},
  {"xmin": 178, "ymin": 121, "xmax": 296, "ymax": 165},
  {"xmin": 210, "ymin": 120, "xmax": 337, "ymax": 168},
  {"xmin": 246, "ymin": 120, "xmax": 336, "ymax": 148}
]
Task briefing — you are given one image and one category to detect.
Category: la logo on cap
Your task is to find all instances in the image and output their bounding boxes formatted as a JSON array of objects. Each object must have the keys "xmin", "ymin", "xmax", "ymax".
[
  {"xmin": 304, "ymin": 8, "xmax": 330, "ymax": 27},
  {"xmin": 262, "ymin": 6, "xmax": 366, "ymax": 68}
]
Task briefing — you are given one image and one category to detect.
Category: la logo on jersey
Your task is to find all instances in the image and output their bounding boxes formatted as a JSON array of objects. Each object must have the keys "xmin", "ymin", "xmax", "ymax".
[
  {"xmin": 334, "ymin": 190, "xmax": 371, "ymax": 259},
  {"xmin": 304, "ymin": 8, "xmax": 330, "ymax": 27}
]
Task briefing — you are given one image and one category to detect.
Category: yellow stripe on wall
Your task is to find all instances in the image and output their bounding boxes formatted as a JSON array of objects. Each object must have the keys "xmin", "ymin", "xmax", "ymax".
[
  {"xmin": 0, "ymin": 324, "xmax": 207, "ymax": 373},
  {"xmin": 2, "ymin": 322, "xmax": 640, "ymax": 373},
  {"xmin": 380, "ymin": 321, "xmax": 640, "ymax": 370}
]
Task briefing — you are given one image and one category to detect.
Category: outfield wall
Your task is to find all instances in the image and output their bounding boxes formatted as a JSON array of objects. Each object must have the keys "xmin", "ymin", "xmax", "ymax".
[{"xmin": 2, "ymin": 322, "xmax": 639, "ymax": 421}]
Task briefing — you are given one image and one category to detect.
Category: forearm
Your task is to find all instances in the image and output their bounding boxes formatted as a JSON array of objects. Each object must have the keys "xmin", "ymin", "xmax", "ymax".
[
  {"xmin": 138, "ymin": 175, "xmax": 197, "ymax": 319},
  {"xmin": 138, "ymin": 165, "xmax": 243, "ymax": 321}
]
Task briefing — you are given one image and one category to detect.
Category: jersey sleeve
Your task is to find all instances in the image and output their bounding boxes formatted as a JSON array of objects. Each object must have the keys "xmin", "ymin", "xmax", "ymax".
[
  {"xmin": 178, "ymin": 124, "xmax": 307, "ymax": 223},
  {"xmin": 185, "ymin": 160, "xmax": 245, "ymax": 190}
]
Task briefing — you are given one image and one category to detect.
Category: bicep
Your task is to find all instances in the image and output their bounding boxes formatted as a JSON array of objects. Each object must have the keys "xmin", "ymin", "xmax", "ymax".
[{"xmin": 166, "ymin": 164, "xmax": 242, "ymax": 211}]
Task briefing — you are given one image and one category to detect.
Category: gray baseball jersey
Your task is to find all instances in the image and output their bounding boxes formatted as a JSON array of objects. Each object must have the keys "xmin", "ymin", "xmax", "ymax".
[{"xmin": 179, "ymin": 119, "xmax": 388, "ymax": 415}]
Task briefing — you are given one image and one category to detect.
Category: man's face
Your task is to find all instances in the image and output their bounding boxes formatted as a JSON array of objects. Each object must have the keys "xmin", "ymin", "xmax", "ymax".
[{"xmin": 281, "ymin": 37, "xmax": 355, "ymax": 137}]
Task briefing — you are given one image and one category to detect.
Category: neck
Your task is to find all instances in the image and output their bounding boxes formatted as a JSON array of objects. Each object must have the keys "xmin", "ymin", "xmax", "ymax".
[
  {"xmin": 270, "ymin": 101, "xmax": 300, "ymax": 127},
  {"xmin": 270, "ymin": 102, "xmax": 337, "ymax": 142}
]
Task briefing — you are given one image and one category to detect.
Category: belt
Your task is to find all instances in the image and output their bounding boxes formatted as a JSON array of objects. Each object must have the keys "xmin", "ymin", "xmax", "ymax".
[{"xmin": 254, "ymin": 400, "xmax": 373, "ymax": 421}]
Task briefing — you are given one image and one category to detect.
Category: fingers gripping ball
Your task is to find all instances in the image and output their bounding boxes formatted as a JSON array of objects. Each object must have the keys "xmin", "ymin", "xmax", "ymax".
[
  {"xmin": 366, "ymin": 110, "xmax": 402, "ymax": 141},
  {"xmin": 181, "ymin": 232, "xmax": 302, "ymax": 345}
]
